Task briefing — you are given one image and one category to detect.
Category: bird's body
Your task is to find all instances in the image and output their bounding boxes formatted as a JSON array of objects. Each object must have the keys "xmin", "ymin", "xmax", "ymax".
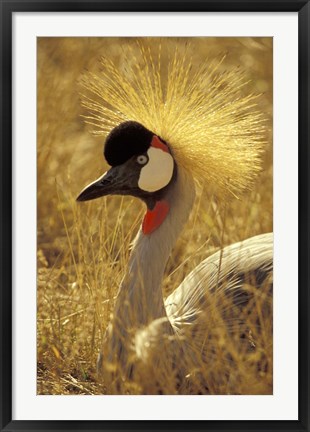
[
  {"xmin": 77, "ymin": 42, "xmax": 273, "ymax": 394},
  {"xmin": 166, "ymin": 232, "xmax": 272, "ymax": 327},
  {"xmin": 90, "ymin": 165, "xmax": 272, "ymax": 394}
]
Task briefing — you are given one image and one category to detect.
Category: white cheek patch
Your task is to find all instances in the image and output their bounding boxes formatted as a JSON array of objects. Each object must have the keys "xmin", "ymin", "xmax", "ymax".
[{"xmin": 138, "ymin": 147, "xmax": 174, "ymax": 192}]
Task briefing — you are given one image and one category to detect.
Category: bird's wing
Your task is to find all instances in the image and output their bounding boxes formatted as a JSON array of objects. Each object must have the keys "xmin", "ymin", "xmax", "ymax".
[{"xmin": 165, "ymin": 232, "xmax": 273, "ymax": 326}]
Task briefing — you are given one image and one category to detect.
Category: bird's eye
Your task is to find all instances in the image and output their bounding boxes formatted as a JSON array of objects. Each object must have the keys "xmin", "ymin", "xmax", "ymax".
[{"xmin": 137, "ymin": 155, "xmax": 148, "ymax": 165}]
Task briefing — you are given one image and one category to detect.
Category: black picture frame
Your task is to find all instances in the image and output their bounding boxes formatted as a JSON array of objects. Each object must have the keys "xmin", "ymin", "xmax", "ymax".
[{"xmin": 1, "ymin": 1, "xmax": 309, "ymax": 431}]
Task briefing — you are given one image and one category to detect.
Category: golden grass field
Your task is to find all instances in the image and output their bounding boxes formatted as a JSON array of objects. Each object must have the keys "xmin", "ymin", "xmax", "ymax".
[{"xmin": 37, "ymin": 37, "xmax": 273, "ymax": 395}]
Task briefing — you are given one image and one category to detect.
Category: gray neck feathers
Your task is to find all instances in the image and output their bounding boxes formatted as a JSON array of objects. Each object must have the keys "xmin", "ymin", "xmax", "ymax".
[{"xmin": 114, "ymin": 168, "xmax": 196, "ymax": 329}]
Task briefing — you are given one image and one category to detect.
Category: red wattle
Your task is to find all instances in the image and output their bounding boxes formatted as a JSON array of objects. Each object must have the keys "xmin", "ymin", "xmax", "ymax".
[{"xmin": 142, "ymin": 200, "xmax": 170, "ymax": 235}]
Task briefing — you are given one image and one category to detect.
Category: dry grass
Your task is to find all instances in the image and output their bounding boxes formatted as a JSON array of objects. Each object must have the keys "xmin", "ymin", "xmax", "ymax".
[{"xmin": 37, "ymin": 37, "xmax": 273, "ymax": 395}]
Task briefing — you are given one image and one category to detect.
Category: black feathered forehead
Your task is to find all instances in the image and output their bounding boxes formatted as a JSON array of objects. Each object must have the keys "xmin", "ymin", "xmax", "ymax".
[{"xmin": 104, "ymin": 121, "xmax": 154, "ymax": 166}]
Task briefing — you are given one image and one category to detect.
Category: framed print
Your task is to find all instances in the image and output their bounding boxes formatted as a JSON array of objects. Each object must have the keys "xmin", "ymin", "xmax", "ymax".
[{"xmin": 1, "ymin": 1, "xmax": 309, "ymax": 431}]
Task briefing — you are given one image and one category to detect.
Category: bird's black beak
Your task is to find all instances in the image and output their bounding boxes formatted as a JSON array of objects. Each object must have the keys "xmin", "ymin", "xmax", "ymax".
[{"xmin": 76, "ymin": 165, "xmax": 131, "ymax": 202}]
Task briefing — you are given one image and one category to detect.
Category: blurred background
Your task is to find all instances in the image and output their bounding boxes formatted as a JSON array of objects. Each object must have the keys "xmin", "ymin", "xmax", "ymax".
[{"xmin": 37, "ymin": 37, "xmax": 272, "ymax": 395}]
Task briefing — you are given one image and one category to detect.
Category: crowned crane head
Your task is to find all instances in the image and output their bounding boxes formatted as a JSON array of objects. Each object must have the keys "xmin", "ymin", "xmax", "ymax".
[
  {"xmin": 77, "ymin": 120, "xmax": 177, "ymax": 209},
  {"xmin": 77, "ymin": 42, "xmax": 266, "ymax": 217}
]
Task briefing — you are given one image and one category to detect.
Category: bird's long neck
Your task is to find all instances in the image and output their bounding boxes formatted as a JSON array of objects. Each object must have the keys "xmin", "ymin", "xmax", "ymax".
[
  {"xmin": 101, "ymin": 169, "xmax": 196, "ymax": 387},
  {"xmin": 113, "ymin": 168, "xmax": 196, "ymax": 329}
]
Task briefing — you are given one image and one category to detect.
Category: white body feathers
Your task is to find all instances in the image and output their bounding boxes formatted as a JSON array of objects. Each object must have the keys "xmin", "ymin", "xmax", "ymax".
[{"xmin": 99, "ymin": 168, "xmax": 273, "ymax": 394}]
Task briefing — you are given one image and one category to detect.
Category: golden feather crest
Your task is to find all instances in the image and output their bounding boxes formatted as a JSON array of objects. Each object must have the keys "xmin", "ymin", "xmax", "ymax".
[{"xmin": 80, "ymin": 41, "xmax": 266, "ymax": 197}]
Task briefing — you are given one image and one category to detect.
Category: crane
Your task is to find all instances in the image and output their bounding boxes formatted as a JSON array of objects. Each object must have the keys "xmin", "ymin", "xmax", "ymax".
[{"xmin": 76, "ymin": 42, "xmax": 273, "ymax": 395}]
